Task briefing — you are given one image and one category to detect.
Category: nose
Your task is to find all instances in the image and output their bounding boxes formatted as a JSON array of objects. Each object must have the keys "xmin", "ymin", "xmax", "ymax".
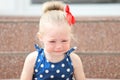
[{"xmin": 55, "ymin": 42, "xmax": 63, "ymax": 51}]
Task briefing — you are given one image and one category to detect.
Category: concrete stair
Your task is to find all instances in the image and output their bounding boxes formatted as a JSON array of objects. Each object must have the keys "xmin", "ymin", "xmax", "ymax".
[{"xmin": 0, "ymin": 16, "xmax": 120, "ymax": 79}]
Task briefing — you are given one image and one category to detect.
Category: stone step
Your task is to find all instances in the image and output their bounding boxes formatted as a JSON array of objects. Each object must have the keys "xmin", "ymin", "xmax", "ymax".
[
  {"xmin": 0, "ymin": 16, "xmax": 120, "ymax": 53},
  {"xmin": 0, "ymin": 53, "xmax": 120, "ymax": 79},
  {"xmin": 0, "ymin": 78, "xmax": 120, "ymax": 80},
  {"xmin": 0, "ymin": 16, "xmax": 120, "ymax": 79}
]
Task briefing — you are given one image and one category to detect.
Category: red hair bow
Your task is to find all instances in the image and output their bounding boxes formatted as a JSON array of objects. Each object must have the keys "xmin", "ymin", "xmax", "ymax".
[{"xmin": 65, "ymin": 5, "xmax": 75, "ymax": 25}]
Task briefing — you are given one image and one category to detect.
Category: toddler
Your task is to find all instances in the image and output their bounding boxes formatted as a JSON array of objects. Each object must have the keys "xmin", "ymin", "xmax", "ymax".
[{"xmin": 20, "ymin": 1, "xmax": 85, "ymax": 80}]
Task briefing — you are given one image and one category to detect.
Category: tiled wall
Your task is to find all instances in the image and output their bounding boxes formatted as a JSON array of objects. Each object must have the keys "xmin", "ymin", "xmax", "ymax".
[{"xmin": 0, "ymin": 16, "xmax": 120, "ymax": 79}]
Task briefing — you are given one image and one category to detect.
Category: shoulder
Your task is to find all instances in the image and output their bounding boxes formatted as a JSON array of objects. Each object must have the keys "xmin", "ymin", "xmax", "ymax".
[
  {"xmin": 25, "ymin": 51, "xmax": 38, "ymax": 64},
  {"xmin": 20, "ymin": 51, "xmax": 38, "ymax": 80},
  {"xmin": 70, "ymin": 53, "xmax": 81, "ymax": 62},
  {"xmin": 22, "ymin": 51, "xmax": 38, "ymax": 70},
  {"xmin": 70, "ymin": 53, "xmax": 83, "ymax": 68},
  {"xmin": 27, "ymin": 51, "xmax": 38, "ymax": 59},
  {"xmin": 70, "ymin": 53, "xmax": 86, "ymax": 80}
]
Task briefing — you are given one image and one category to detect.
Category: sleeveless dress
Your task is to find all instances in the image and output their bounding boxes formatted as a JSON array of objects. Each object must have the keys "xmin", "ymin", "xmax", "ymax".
[{"xmin": 32, "ymin": 44, "xmax": 76, "ymax": 80}]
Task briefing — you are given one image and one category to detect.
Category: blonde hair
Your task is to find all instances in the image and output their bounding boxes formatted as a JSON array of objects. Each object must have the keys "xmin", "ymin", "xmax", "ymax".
[
  {"xmin": 36, "ymin": 1, "xmax": 76, "ymax": 47},
  {"xmin": 38, "ymin": 1, "xmax": 71, "ymax": 35}
]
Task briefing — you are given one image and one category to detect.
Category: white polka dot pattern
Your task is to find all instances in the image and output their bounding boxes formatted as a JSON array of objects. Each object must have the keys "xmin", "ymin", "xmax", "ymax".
[
  {"xmin": 56, "ymin": 69, "xmax": 60, "ymax": 73},
  {"xmin": 51, "ymin": 64, "xmax": 55, "ymax": 68},
  {"xmin": 39, "ymin": 74, "xmax": 43, "ymax": 78},
  {"xmin": 67, "ymin": 68, "xmax": 70, "ymax": 72},
  {"xmin": 40, "ymin": 64, "xmax": 44, "ymax": 68},
  {"xmin": 46, "ymin": 60, "xmax": 49, "ymax": 62},
  {"xmin": 34, "ymin": 78, "xmax": 37, "ymax": 80},
  {"xmin": 37, "ymin": 59, "xmax": 40, "ymax": 62},
  {"xmin": 61, "ymin": 74, "xmax": 65, "ymax": 78},
  {"xmin": 61, "ymin": 63, "xmax": 65, "ymax": 67},
  {"xmin": 66, "ymin": 58, "xmax": 69, "ymax": 61},
  {"xmin": 50, "ymin": 75, "xmax": 54, "ymax": 78},
  {"xmin": 45, "ymin": 69, "xmax": 49, "ymax": 73},
  {"xmin": 33, "ymin": 47, "xmax": 75, "ymax": 80},
  {"xmin": 66, "ymin": 78, "xmax": 70, "ymax": 80},
  {"xmin": 35, "ymin": 69, "xmax": 38, "ymax": 73}
]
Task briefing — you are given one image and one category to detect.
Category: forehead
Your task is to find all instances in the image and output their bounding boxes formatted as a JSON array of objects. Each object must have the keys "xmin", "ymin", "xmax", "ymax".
[
  {"xmin": 44, "ymin": 22, "xmax": 70, "ymax": 31},
  {"xmin": 46, "ymin": 28, "xmax": 70, "ymax": 37},
  {"xmin": 43, "ymin": 24, "xmax": 71, "ymax": 39}
]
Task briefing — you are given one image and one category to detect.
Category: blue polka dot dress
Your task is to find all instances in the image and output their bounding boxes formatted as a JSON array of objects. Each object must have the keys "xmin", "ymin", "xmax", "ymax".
[{"xmin": 32, "ymin": 44, "xmax": 76, "ymax": 80}]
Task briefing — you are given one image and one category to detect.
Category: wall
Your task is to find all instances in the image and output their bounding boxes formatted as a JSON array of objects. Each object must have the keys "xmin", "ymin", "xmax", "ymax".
[{"xmin": 0, "ymin": 16, "xmax": 120, "ymax": 79}]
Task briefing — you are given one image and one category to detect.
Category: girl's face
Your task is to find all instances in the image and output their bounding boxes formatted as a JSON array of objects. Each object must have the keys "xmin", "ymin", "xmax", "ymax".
[{"xmin": 40, "ymin": 24, "xmax": 71, "ymax": 56}]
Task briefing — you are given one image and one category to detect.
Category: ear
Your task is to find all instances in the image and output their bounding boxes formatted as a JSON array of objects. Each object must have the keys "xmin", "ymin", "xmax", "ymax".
[{"xmin": 37, "ymin": 32, "xmax": 43, "ymax": 41}]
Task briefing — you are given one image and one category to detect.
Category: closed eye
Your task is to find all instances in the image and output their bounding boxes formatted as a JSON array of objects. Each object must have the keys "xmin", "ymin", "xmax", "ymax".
[
  {"xmin": 62, "ymin": 40, "xmax": 68, "ymax": 42},
  {"xmin": 49, "ymin": 41, "xmax": 56, "ymax": 43}
]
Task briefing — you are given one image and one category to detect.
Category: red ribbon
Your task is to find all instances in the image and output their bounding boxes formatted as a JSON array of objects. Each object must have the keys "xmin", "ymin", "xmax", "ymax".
[{"xmin": 65, "ymin": 5, "xmax": 75, "ymax": 25}]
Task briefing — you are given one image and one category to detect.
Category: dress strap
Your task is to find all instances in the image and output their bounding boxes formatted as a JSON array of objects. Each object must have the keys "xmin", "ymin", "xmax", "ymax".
[
  {"xmin": 35, "ymin": 44, "xmax": 77, "ymax": 56},
  {"xmin": 34, "ymin": 44, "xmax": 43, "ymax": 53},
  {"xmin": 34, "ymin": 44, "xmax": 44, "ymax": 72},
  {"xmin": 66, "ymin": 47, "xmax": 77, "ymax": 55}
]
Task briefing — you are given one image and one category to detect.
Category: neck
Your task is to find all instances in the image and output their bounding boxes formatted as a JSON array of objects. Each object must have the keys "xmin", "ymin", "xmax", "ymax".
[{"xmin": 44, "ymin": 50, "xmax": 65, "ymax": 63}]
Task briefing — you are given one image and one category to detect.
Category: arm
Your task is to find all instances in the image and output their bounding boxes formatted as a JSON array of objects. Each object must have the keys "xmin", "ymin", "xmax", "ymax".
[
  {"xmin": 20, "ymin": 51, "xmax": 38, "ymax": 80},
  {"xmin": 70, "ymin": 53, "xmax": 86, "ymax": 80}
]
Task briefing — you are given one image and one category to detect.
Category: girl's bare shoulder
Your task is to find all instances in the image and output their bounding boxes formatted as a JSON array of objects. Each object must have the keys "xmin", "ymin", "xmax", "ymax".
[
  {"xmin": 27, "ymin": 51, "xmax": 38, "ymax": 58},
  {"xmin": 25, "ymin": 51, "xmax": 38, "ymax": 64},
  {"xmin": 70, "ymin": 53, "xmax": 83, "ymax": 67},
  {"xmin": 20, "ymin": 51, "xmax": 38, "ymax": 80},
  {"xmin": 70, "ymin": 53, "xmax": 81, "ymax": 61}
]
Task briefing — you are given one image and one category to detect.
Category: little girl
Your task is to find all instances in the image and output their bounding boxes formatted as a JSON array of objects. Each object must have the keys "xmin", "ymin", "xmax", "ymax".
[{"xmin": 20, "ymin": 1, "xmax": 85, "ymax": 80}]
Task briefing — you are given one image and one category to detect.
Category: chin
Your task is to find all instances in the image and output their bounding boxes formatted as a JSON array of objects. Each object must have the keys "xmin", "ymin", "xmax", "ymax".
[{"xmin": 53, "ymin": 52, "xmax": 65, "ymax": 55}]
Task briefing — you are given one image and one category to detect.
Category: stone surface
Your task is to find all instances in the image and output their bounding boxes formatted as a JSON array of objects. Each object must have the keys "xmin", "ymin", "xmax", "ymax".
[
  {"xmin": 73, "ymin": 21, "xmax": 120, "ymax": 52},
  {"xmin": 79, "ymin": 54, "xmax": 120, "ymax": 79},
  {"xmin": 0, "ymin": 78, "xmax": 120, "ymax": 80},
  {"xmin": 0, "ymin": 17, "xmax": 120, "ymax": 53},
  {"xmin": 0, "ymin": 53, "xmax": 120, "ymax": 79},
  {"xmin": 0, "ymin": 16, "xmax": 120, "ymax": 79},
  {"xmin": 0, "ymin": 54, "xmax": 26, "ymax": 79}
]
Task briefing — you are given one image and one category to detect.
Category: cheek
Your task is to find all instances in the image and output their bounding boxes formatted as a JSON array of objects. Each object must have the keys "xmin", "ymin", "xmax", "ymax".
[
  {"xmin": 44, "ymin": 43, "xmax": 54, "ymax": 51},
  {"xmin": 62, "ymin": 42, "xmax": 70, "ymax": 50},
  {"xmin": 65, "ymin": 44, "xmax": 70, "ymax": 50}
]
